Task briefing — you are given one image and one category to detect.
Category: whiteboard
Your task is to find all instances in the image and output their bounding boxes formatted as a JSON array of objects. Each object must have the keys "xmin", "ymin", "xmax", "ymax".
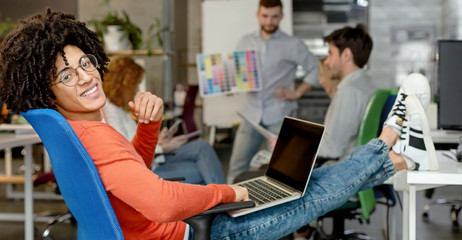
[{"xmin": 202, "ymin": 0, "xmax": 293, "ymax": 127}]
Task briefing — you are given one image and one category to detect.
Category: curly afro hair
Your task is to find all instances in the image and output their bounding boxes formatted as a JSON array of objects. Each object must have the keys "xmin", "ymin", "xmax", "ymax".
[{"xmin": 0, "ymin": 9, "xmax": 110, "ymax": 114}]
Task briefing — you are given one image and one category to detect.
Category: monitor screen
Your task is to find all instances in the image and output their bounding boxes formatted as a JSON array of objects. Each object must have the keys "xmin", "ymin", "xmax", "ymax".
[{"xmin": 437, "ymin": 40, "xmax": 462, "ymax": 130}]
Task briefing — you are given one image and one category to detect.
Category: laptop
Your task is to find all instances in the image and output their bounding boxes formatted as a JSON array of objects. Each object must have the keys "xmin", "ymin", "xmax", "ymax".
[{"xmin": 230, "ymin": 116, "xmax": 325, "ymax": 217}]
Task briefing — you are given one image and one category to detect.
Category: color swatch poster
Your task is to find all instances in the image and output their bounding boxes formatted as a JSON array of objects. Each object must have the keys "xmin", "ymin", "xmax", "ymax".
[{"xmin": 196, "ymin": 50, "xmax": 262, "ymax": 97}]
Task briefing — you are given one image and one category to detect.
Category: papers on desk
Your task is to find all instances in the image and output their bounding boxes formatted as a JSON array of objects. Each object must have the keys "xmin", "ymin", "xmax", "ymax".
[
  {"xmin": 439, "ymin": 150, "xmax": 461, "ymax": 162},
  {"xmin": 237, "ymin": 111, "xmax": 277, "ymax": 140}
]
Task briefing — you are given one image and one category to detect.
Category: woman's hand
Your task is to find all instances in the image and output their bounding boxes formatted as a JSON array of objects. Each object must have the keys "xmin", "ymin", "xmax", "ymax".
[
  {"xmin": 161, "ymin": 135, "xmax": 188, "ymax": 153},
  {"xmin": 128, "ymin": 92, "xmax": 163, "ymax": 124},
  {"xmin": 228, "ymin": 184, "xmax": 249, "ymax": 202}
]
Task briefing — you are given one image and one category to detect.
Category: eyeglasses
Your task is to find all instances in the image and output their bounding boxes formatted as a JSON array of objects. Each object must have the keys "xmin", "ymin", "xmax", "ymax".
[{"xmin": 53, "ymin": 54, "xmax": 98, "ymax": 87}]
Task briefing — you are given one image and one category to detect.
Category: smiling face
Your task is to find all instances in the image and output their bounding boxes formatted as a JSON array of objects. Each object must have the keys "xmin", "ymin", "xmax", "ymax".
[
  {"xmin": 51, "ymin": 45, "xmax": 106, "ymax": 121},
  {"xmin": 257, "ymin": 6, "xmax": 283, "ymax": 36}
]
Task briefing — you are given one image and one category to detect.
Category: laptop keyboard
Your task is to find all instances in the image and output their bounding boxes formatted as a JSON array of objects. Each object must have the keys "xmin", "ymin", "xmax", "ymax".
[{"xmin": 239, "ymin": 179, "xmax": 291, "ymax": 205}]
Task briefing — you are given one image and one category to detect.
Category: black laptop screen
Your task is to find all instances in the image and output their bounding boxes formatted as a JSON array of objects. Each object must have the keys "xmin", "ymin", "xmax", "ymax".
[{"xmin": 266, "ymin": 117, "xmax": 324, "ymax": 192}]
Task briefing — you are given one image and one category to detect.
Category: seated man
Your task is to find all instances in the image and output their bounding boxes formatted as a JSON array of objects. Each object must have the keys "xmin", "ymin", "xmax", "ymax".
[
  {"xmin": 317, "ymin": 25, "xmax": 377, "ymax": 165},
  {"xmin": 102, "ymin": 56, "xmax": 225, "ymax": 184},
  {"xmin": 0, "ymin": 9, "xmax": 435, "ymax": 240}
]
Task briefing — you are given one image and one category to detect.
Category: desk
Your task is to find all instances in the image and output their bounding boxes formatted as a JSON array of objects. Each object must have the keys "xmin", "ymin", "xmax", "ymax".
[
  {"xmin": 392, "ymin": 151, "xmax": 462, "ymax": 240},
  {"xmin": 0, "ymin": 133, "xmax": 42, "ymax": 240}
]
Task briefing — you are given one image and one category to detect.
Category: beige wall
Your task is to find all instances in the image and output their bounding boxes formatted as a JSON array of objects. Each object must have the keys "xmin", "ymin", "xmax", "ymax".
[{"xmin": 78, "ymin": 0, "xmax": 166, "ymax": 98}]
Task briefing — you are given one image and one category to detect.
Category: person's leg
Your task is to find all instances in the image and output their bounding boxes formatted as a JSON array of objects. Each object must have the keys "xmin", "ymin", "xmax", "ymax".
[
  {"xmin": 172, "ymin": 139, "xmax": 226, "ymax": 184},
  {"xmin": 154, "ymin": 160, "xmax": 204, "ymax": 184},
  {"xmin": 211, "ymin": 138, "xmax": 396, "ymax": 239},
  {"xmin": 227, "ymin": 121, "xmax": 265, "ymax": 184}
]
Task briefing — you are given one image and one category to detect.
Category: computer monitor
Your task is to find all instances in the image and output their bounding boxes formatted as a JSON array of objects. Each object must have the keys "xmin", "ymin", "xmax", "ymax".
[{"xmin": 437, "ymin": 40, "xmax": 462, "ymax": 130}]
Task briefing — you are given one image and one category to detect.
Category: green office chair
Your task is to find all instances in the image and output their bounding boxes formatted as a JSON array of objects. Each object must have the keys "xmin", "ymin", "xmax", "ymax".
[{"xmin": 315, "ymin": 89, "xmax": 398, "ymax": 240}]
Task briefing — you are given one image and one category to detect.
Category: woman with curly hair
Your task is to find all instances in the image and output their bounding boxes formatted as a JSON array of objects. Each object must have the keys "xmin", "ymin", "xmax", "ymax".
[
  {"xmin": 0, "ymin": 8, "xmax": 412, "ymax": 240},
  {"xmin": 102, "ymin": 56, "xmax": 225, "ymax": 185}
]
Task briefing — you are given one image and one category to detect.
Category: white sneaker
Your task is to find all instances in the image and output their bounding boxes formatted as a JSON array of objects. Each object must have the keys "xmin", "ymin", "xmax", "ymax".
[
  {"xmin": 384, "ymin": 73, "xmax": 432, "ymax": 134},
  {"xmin": 399, "ymin": 73, "xmax": 431, "ymax": 109},
  {"xmin": 396, "ymin": 94, "xmax": 438, "ymax": 170}
]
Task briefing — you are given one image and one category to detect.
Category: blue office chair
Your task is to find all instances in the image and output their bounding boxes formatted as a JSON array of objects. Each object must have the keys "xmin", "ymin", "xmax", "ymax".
[
  {"xmin": 22, "ymin": 109, "xmax": 124, "ymax": 240},
  {"xmin": 22, "ymin": 108, "xmax": 254, "ymax": 240}
]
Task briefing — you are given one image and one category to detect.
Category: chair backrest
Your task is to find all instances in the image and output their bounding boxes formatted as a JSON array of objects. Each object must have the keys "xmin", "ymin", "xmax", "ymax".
[
  {"xmin": 21, "ymin": 109, "xmax": 124, "ymax": 240},
  {"xmin": 355, "ymin": 89, "xmax": 398, "ymax": 221}
]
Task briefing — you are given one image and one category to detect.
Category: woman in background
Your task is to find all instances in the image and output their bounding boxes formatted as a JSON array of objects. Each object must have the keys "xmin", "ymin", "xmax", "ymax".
[{"xmin": 102, "ymin": 56, "xmax": 225, "ymax": 185}]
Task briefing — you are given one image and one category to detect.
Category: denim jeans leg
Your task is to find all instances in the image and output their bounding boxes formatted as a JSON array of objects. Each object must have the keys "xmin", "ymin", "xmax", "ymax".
[
  {"xmin": 154, "ymin": 139, "xmax": 226, "ymax": 185},
  {"xmin": 154, "ymin": 160, "xmax": 203, "ymax": 184},
  {"xmin": 211, "ymin": 138, "xmax": 395, "ymax": 240},
  {"xmin": 176, "ymin": 139, "xmax": 226, "ymax": 184},
  {"xmin": 227, "ymin": 121, "xmax": 265, "ymax": 184}
]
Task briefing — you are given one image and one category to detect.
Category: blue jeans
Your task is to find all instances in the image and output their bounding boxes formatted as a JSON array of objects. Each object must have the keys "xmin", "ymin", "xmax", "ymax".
[
  {"xmin": 227, "ymin": 120, "xmax": 283, "ymax": 184},
  {"xmin": 208, "ymin": 138, "xmax": 395, "ymax": 240},
  {"xmin": 154, "ymin": 139, "xmax": 225, "ymax": 185}
]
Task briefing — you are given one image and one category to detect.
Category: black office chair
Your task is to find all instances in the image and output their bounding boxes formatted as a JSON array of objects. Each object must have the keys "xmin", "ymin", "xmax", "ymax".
[{"xmin": 33, "ymin": 172, "xmax": 76, "ymax": 240}]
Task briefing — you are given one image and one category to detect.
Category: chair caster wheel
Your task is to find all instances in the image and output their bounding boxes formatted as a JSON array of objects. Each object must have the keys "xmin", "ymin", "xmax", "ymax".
[{"xmin": 422, "ymin": 212, "xmax": 429, "ymax": 222}]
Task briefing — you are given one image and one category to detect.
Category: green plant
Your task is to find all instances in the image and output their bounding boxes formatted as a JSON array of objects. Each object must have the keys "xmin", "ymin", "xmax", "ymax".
[
  {"xmin": 89, "ymin": 10, "xmax": 142, "ymax": 50},
  {"xmin": 144, "ymin": 18, "xmax": 171, "ymax": 55},
  {"xmin": 0, "ymin": 18, "xmax": 15, "ymax": 40}
]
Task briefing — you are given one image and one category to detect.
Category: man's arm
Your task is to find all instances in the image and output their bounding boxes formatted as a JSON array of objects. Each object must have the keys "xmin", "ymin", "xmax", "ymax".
[
  {"xmin": 274, "ymin": 82, "xmax": 313, "ymax": 101},
  {"xmin": 274, "ymin": 38, "xmax": 319, "ymax": 101}
]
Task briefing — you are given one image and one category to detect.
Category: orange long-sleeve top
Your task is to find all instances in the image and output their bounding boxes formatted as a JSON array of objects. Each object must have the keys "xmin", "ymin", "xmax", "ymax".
[{"xmin": 68, "ymin": 119, "xmax": 236, "ymax": 240}]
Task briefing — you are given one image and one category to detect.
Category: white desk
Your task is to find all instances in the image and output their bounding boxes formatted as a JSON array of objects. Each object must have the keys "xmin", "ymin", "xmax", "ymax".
[
  {"xmin": 392, "ymin": 152, "xmax": 462, "ymax": 240},
  {"xmin": 0, "ymin": 133, "xmax": 42, "ymax": 240}
]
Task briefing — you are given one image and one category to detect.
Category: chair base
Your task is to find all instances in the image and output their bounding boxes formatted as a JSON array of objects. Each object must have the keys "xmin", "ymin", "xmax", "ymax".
[
  {"xmin": 42, "ymin": 212, "xmax": 76, "ymax": 240},
  {"xmin": 422, "ymin": 199, "xmax": 462, "ymax": 228},
  {"xmin": 314, "ymin": 206, "xmax": 373, "ymax": 240},
  {"xmin": 314, "ymin": 228, "xmax": 373, "ymax": 240}
]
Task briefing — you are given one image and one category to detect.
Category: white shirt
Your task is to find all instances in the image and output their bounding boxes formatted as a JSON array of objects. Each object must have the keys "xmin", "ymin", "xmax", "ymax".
[{"xmin": 101, "ymin": 100, "xmax": 166, "ymax": 167}]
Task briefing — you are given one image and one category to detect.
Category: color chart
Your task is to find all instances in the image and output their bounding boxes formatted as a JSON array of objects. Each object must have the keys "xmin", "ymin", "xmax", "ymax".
[{"xmin": 196, "ymin": 50, "xmax": 262, "ymax": 97}]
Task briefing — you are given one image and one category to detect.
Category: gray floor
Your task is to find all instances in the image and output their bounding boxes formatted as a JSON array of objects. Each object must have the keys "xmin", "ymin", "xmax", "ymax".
[{"xmin": 0, "ymin": 139, "xmax": 461, "ymax": 240}]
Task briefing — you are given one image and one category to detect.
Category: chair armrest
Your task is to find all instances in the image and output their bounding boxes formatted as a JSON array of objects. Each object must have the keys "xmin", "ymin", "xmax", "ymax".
[
  {"xmin": 183, "ymin": 201, "xmax": 255, "ymax": 240},
  {"xmin": 164, "ymin": 177, "xmax": 186, "ymax": 182},
  {"xmin": 194, "ymin": 201, "xmax": 255, "ymax": 216}
]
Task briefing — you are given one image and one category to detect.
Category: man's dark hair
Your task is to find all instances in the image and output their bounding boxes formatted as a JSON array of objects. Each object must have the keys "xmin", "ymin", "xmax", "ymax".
[
  {"xmin": 259, "ymin": 0, "xmax": 283, "ymax": 8},
  {"xmin": 323, "ymin": 24, "xmax": 373, "ymax": 68},
  {"xmin": 0, "ymin": 9, "xmax": 110, "ymax": 114}
]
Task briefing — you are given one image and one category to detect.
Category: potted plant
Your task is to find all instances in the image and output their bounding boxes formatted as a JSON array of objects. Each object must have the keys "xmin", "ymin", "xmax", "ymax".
[
  {"xmin": 144, "ymin": 18, "xmax": 171, "ymax": 55},
  {"xmin": 89, "ymin": 10, "xmax": 142, "ymax": 51},
  {"xmin": 0, "ymin": 18, "xmax": 15, "ymax": 43}
]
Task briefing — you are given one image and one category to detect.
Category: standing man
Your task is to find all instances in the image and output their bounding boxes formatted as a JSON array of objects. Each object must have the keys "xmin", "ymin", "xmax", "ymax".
[
  {"xmin": 316, "ymin": 25, "xmax": 376, "ymax": 164},
  {"xmin": 227, "ymin": 0, "xmax": 319, "ymax": 183}
]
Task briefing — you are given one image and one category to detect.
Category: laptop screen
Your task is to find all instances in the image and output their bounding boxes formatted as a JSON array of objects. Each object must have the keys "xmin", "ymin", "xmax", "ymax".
[{"xmin": 266, "ymin": 117, "xmax": 324, "ymax": 193}]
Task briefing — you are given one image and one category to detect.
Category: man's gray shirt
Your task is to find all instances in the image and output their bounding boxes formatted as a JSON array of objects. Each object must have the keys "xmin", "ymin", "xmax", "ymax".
[
  {"xmin": 237, "ymin": 29, "xmax": 318, "ymax": 125},
  {"xmin": 318, "ymin": 69, "xmax": 377, "ymax": 161}
]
